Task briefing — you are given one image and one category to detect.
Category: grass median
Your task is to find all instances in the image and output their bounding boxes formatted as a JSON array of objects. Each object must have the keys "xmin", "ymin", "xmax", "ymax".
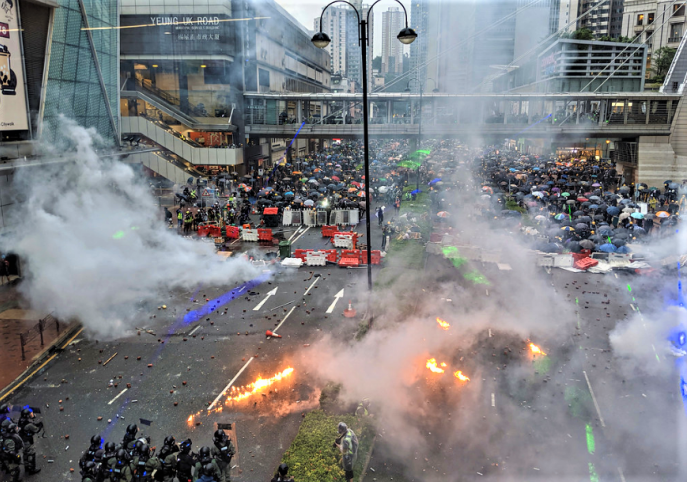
[{"xmin": 280, "ymin": 410, "xmax": 375, "ymax": 482}]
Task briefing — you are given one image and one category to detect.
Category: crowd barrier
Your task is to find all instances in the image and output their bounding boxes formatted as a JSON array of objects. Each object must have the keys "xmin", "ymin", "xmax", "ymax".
[
  {"xmin": 258, "ymin": 228, "xmax": 273, "ymax": 241},
  {"xmin": 198, "ymin": 222, "xmax": 222, "ymax": 237},
  {"xmin": 283, "ymin": 209, "xmax": 359, "ymax": 228},
  {"xmin": 226, "ymin": 226, "xmax": 239, "ymax": 239},
  {"xmin": 243, "ymin": 229, "xmax": 259, "ymax": 242}
]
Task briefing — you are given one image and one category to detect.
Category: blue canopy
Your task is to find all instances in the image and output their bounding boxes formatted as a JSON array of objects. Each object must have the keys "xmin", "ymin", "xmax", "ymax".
[
  {"xmin": 606, "ymin": 206, "xmax": 620, "ymax": 216},
  {"xmin": 599, "ymin": 243, "xmax": 617, "ymax": 253},
  {"xmin": 428, "ymin": 178, "xmax": 442, "ymax": 185},
  {"xmin": 411, "ymin": 189, "xmax": 422, "ymax": 195}
]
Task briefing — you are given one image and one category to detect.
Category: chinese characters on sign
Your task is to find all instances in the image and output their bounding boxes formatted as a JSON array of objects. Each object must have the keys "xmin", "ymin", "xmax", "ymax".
[{"xmin": 149, "ymin": 16, "xmax": 223, "ymax": 43}]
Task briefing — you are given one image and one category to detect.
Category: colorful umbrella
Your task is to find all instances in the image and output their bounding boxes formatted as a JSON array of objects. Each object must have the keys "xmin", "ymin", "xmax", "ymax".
[
  {"xmin": 656, "ymin": 211, "xmax": 670, "ymax": 218},
  {"xmin": 437, "ymin": 211, "xmax": 450, "ymax": 218}
]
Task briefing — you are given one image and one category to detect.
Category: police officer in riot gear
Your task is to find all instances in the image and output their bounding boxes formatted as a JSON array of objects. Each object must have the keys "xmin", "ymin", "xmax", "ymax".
[
  {"xmin": 156, "ymin": 435, "xmax": 178, "ymax": 482},
  {"xmin": 122, "ymin": 425, "xmax": 138, "ymax": 455},
  {"xmin": 17, "ymin": 408, "xmax": 42, "ymax": 475},
  {"xmin": 101, "ymin": 442, "xmax": 118, "ymax": 482},
  {"xmin": 210, "ymin": 430, "xmax": 235, "ymax": 482},
  {"xmin": 194, "ymin": 447, "xmax": 220, "ymax": 482},
  {"xmin": 0, "ymin": 404, "xmax": 11, "ymax": 424},
  {"xmin": 80, "ymin": 435, "xmax": 103, "ymax": 471},
  {"xmin": 132, "ymin": 442, "xmax": 160, "ymax": 482},
  {"xmin": 111, "ymin": 449, "xmax": 133, "ymax": 482},
  {"xmin": 81, "ymin": 460, "xmax": 99, "ymax": 482},
  {"xmin": 2, "ymin": 423, "xmax": 24, "ymax": 482},
  {"xmin": 0, "ymin": 418, "xmax": 12, "ymax": 475},
  {"xmin": 175, "ymin": 439, "xmax": 195, "ymax": 482}
]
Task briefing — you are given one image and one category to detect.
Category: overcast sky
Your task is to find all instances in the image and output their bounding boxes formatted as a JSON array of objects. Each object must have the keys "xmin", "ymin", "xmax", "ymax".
[{"xmin": 275, "ymin": 0, "xmax": 412, "ymax": 57}]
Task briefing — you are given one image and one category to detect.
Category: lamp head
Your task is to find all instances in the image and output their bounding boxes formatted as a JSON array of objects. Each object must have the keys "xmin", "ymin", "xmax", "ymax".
[
  {"xmin": 397, "ymin": 27, "xmax": 417, "ymax": 45},
  {"xmin": 311, "ymin": 31, "xmax": 331, "ymax": 49}
]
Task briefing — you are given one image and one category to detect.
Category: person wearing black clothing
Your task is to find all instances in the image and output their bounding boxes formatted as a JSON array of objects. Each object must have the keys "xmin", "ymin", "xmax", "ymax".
[
  {"xmin": 175, "ymin": 439, "xmax": 196, "ymax": 482},
  {"xmin": 271, "ymin": 463, "xmax": 294, "ymax": 482}
]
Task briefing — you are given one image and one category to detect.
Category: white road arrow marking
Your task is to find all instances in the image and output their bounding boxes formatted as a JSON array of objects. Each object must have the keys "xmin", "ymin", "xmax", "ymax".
[
  {"xmin": 326, "ymin": 289, "xmax": 344, "ymax": 314},
  {"xmin": 253, "ymin": 287, "xmax": 278, "ymax": 311}
]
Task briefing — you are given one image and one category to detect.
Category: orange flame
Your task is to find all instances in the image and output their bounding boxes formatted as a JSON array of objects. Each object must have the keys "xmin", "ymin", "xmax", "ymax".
[
  {"xmin": 226, "ymin": 367, "xmax": 295, "ymax": 403},
  {"xmin": 426, "ymin": 358, "xmax": 445, "ymax": 374},
  {"xmin": 187, "ymin": 415, "xmax": 193, "ymax": 426},
  {"xmin": 454, "ymin": 371, "xmax": 470, "ymax": 382},
  {"xmin": 529, "ymin": 343, "xmax": 547, "ymax": 356},
  {"xmin": 436, "ymin": 317, "xmax": 450, "ymax": 330}
]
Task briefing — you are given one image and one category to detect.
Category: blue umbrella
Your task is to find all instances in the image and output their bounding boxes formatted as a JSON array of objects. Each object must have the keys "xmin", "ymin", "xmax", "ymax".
[
  {"xmin": 606, "ymin": 206, "xmax": 620, "ymax": 216},
  {"xmin": 284, "ymin": 191, "xmax": 295, "ymax": 197},
  {"xmin": 509, "ymin": 168, "xmax": 518, "ymax": 172},
  {"xmin": 631, "ymin": 212, "xmax": 644, "ymax": 219},
  {"xmin": 589, "ymin": 204, "xmax": 600, "ymax": 210},
  {"xmin": 599, "ymin": 243, "xmax": 617, "ymax": 253},
  {"xmin": 554, "ymin": 213, "xmax": 567, "ymax": 220},
  {"xmin": 429, "ymin": 178, "xmax": 442, "ymax": 185},
  {"xmin": 616, "ymin": 245, "xmax": 631, "ymax": 254},
  {"xmin": 411, "ymin": 189, "xmax": 422, "ymax": 195}
]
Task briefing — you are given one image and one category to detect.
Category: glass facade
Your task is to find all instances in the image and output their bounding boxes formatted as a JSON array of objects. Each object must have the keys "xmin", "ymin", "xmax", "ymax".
[{"xmin": 41, "ymin": 0, "xmax": 119, "ymax": 146}]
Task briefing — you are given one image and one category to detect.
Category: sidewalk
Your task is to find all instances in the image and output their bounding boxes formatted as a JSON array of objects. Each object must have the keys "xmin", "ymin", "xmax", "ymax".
[{"xmin": 0, "ymin": 279, "xmax": 60, "ymax": 391}]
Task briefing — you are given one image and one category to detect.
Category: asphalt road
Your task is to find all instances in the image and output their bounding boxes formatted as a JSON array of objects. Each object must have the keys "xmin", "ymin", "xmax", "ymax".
[
  {"xmin": 364, "ymin": 255, "xmax": 685, "ymax": 482},
  {"xmin": 2, "ymin": 219, "xmax": 386, "ymax": 482}
]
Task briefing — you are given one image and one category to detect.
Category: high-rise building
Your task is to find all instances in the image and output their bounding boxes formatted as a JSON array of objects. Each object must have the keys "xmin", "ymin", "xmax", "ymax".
[
  {"xmin": 315, "ymin": 3, "xmax": 373, "ymax": 89},
  {"xmin": 578, "ymin": 0, "xmax": 625, "ymax": 37},
  {"xmin": 315, "ymin": 6, "xmax": 349, "ymax": 76},
  {"xmin": 381, "ymin": 7, "xmax": 404, "ymax": 74},
  {"xmin": 409, "ymin": 0, "xmax": 430, "ymax": 91}
]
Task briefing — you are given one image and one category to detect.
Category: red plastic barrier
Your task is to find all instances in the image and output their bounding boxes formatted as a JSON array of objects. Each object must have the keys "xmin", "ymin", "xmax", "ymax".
[
  {"xmin": 294, "ymin": 249, "xmax": 313, "ymax": 261},
  {"xmin": 243, "ymin": 224, "xmax": 251, "ymax": 230},
  {"xmin": 198, "ymin": 225, "xmax": 211, "ymax": 237},
  {"xmin": 573, "ymin": 257, "xmax": 599, "ymax": 271},
  {"xmin": 322, "ymin": 225, "xmax": 337, "ymax": 237},
  {"xmin": 323, "ymin": 249, "xmax": 339, "ymax": 263},
  {"xmin": 226, "ymin": 226, "xmax": 239, "ymax": 239},
  {"xmin": 361, "ymin": 250, "xmax": 382, "ymax": 265},
  {"xmin": 338, "ymin": 256, "xmax": 360, "ymax": 267},
  {"xmin": 334, "ymin": 232, "xmax": 358, "ymax": 248},
  {"xmin": 258, "ymin": 228, "xmax": 273, "ymax": 241},
  {"xmin": 264, "ymin": 207, "xmax": 278, "ymax": 215},
  {"xmin": 572, "ymin": 249, "xmax": 591, "ymax": 262}
]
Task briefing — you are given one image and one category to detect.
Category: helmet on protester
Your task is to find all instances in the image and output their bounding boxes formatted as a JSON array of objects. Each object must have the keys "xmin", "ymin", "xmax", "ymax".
[
  {"xmin": 338, "ymin": 422, "xmax": 348, "ymax": 434},
  {"xmin": 278, "ymin": 463, "xmax": 290, "ymax": 476}
]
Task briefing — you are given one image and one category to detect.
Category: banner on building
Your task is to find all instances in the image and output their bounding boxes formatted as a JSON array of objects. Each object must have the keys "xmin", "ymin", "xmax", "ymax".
[{"xmin": 0, "ymin": 0, "xmax": 28, "ymax": 131}]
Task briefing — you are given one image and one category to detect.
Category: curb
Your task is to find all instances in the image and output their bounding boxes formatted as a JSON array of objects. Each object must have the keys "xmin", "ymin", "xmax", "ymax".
[
  {"xmin": 357, "ymin": 434, "xmax": 377, "ymax": 482},
  {"xmin": 0, "ymin": 322, "xmax": 83, "ymax": 402}
]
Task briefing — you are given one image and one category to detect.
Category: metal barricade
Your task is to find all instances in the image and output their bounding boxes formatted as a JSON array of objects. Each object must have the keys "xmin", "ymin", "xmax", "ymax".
[
  {"xmin": 316, "ymin": 209, "xmax": 328, "ymax": 226},
  {"xmin": 282, "ymin": 210, "xmax": 293, "ymax": 226},
  {"xmin": 303, "ymin": 210, "xmax": 317, "ymax": 227},
  {"xmin": 330, "ymin": 209, "xmax": 358, "ymax": 226},
  {"xmin": 291, "ymin": 210, "xmax": 303, "ymax": 226},
  {"xmin": 19, "ymin": 314, "xmax": 60, "ymax": 361},
  {"xmin": 349, "ymin": 209, "xmax": 359, "ymax": 225}
]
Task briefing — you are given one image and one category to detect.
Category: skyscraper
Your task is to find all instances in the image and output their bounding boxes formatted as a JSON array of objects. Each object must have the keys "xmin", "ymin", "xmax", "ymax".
[
  {"xmin": 578, "ymin": 0, "xmax": 625, "ymax": 37},
  {"xmin": 315, "ymin": 2, "xmax": 373, "ymax": 89},
  {"xmin": 381, "ymin": 7, "xmax": 405, "ymax": 74},
  {"xmin": 409, "ymin": 0, "xmax": 430, "ymax": 91}
]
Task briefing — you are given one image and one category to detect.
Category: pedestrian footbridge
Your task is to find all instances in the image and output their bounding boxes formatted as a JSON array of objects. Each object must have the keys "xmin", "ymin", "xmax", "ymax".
[{"xmin": 243, "ymin": 92, "xmax": 683, "ymax": 140}]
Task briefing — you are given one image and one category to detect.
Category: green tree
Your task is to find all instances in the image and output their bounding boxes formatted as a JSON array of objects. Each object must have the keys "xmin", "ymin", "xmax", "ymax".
[
  {"xmin": 372, "ymin": 55, "xmax": 382, "ymax": 71},
  {"xmin": 651, "ymin": 47, "xmax": 677, "ymax": 79},
  {"xmin": 573, "ymin": 28, "xmax": 594, "ymax": 40}
]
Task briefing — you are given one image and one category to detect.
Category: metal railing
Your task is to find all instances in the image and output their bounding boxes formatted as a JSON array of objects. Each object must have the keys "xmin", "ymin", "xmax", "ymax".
[
  {"xmin": 19, "ymin": 314, "xmax": 60, "ymax": 361},
  {"xmin": 669, "ymin": 36, "xmax": 683, "ymax": 43}
]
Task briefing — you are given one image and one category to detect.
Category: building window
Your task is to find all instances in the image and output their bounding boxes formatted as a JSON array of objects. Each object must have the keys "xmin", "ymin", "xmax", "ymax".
[
  {"xmin": 674, "ymin": 4, "xmax": 686, "ymax": 16},
  {"xmin": 648, "ymin": 13, "xmax": 654, "ymax": 24},
  {"xmin": 670, "ymin": 23, "xmax": 683, "ymax": 41},
  {"xmin": 637, "ymin": 14, "xmax": 644, "ymax": 25}
]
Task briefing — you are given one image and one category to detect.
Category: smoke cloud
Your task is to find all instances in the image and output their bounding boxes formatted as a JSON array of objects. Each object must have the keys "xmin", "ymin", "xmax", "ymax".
[{"xmin": 1, "ymin": 118, "xmax": 260, "ymax": 338}]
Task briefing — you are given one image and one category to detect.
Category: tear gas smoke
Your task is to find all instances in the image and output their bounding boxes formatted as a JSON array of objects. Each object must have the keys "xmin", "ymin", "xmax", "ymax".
[{"xmin": 1, "ymin": 119, "xmax": 260, "ymax": 338}]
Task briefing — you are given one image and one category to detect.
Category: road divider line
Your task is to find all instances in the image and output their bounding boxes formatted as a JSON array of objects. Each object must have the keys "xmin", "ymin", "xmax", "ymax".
[
  {"xmin": 208, "ymin": 358, "xmax": 254, "ymax": 412},
  {"xmin": 303, "ymin": 277, "xmax": 319, "ymax": 296},
  {"xmin": 274, "ymin": 306, "xmax": 296, "ymax": 333},
  {"xmin": 291, "ymin": 226, "xmax": 310, "ymax": 245},
  {"xmin": 108, "ymin": 388, "xmax": 128, "ymax": 405},
  {"xmin": 583, "ymin": 370, "xmax": 606, "ymax": 427},
  {"xmin": 491, "ymin": 393, "xmax": 495, "ymax": 407},
  {"xmin": 288, "ymin": 227, "xmax": 302, "ymax": 242},
  {"xmin": 188, "ymin": 325, "xmax": 201, "ymax": 336},
  {"xmin": 617, "ymin": 467, "xmax": 626, "ymax": 482}
]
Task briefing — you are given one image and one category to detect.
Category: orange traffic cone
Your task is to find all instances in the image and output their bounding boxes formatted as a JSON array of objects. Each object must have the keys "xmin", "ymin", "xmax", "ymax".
[
  {"xmin": 343, "ymin": 301, "xmax": 357, "ymax": 318},
  {"xmin": 266, "ymin": 330, "xmax": 282, "ymax": 338}
]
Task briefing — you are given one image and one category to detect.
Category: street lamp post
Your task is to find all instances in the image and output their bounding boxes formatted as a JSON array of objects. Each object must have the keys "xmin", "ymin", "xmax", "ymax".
[
  {"xmin": 405, "ymin": 77, "xmax": 436, "ymax": 191},
  {"xmin": 312, "ymin": 1, "xmax": 416, "ymax": 296}
]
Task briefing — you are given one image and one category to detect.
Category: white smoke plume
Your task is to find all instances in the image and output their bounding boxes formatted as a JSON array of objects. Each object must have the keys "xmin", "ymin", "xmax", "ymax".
[{"xmin": 1, "ymin": 118, "xmax": 260, "ymax": 338}]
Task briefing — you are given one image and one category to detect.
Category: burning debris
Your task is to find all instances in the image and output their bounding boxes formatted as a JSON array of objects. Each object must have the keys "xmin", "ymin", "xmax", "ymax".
[
  {"xmin": 436, "ymin": 317, "xmax": 450, "ymax": 330},
  {"xmin": 453, "ymin": 371, "xmax": 470, "ymax": 382},
  {"xmin": 226, "ymin": 367, "xmax": 295, "ymax": 403},
  {"xmin": 529, "ymin": 343, "xmax": 547, "ymax": 356},
  {"xmin": 426, "ymin": 358, "xmax": 446, "ymax": 374}
]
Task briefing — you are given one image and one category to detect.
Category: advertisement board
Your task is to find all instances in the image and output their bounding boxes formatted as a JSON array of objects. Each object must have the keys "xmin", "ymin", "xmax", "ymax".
[{"xmin": 0, "ymin": 0, "xmax": 28, "ymax": 131}]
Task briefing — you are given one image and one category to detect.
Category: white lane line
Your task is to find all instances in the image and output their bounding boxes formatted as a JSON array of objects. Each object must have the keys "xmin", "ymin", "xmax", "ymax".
[
  {"xmin": 188, "ymin": 325, "xmax": 201, "ymax": 336},
  {"xmin": 583, "ymin": 370, "xmax": 606, "ymax": 427},
  {"xmin": 273, "ymin": 306, "xmax": 296, "ymax": 333},
  {"xmin": 303, "ymin": 277, "xmax": 319, "ymax": 296},
  {"xmin": 108, "ymin": 388, "xmax": 128, "ymax": 405},
  {"xmin": 207, "ymin": 357, "xmax": 254, "ymax": 411},
  {"xmin": 326, "ymin": 289, "xmax": 344, "ymax": 314},
  {"xmin": 253, "ymin": 287, "xmax": 278, "ymax": 311},
  {"xmin": 617, "ymin": 467, "xmax": 626, "ymax": 482},
  {"xmin": 491, "ymin": 393, "xmax": 495, "ymax": 408},
  {"xmin": 288, "ymin": 227, "xmax": 302, "ymax": 242},
  {"xmin": 291, "ymin": 226, "xmax": 311, "ymax": 245}
]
